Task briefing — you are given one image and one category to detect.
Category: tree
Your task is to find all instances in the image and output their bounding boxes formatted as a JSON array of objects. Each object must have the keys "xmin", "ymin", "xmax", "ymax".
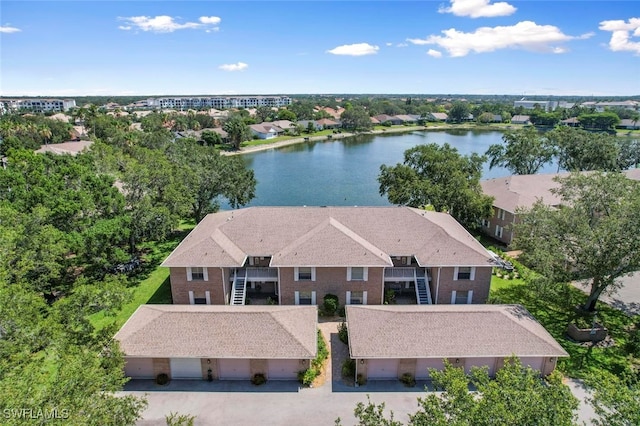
[
  {"xmin": 223, "ymin": 114, "xmax": 252, "ymax": 150},
  {"xmin": 340, "ymin": 106, "xmax": 372, "ymax": 132},
  {"xmin": 341, "ymin": 358, "xmax": 578, "ymax": 426},
  {"xmin": 277, "ymin": 108, "xmax": 297, "ymax": 122},
  {"xmin": 448, "ymin": 101, "xmax": 470, "ymax": 123},
  {"xmin": 477, "ymin": 112, "xmax": 494, "ymax": 124},
  {"xmin": 200, "ymin": 129, "xmax": 222, "ymax": 146},
  {"xmin": 547, "ymin": 127, "xmax": 621, "ymax": 172},
  {"xmin": 578, "ymin": 112, "xmax": 620, "ymax": 130},
  {"xmin": 586, "ymin": 371, "xmax": 640, "ymax": 426},
  {"xmin": 378, "ymin": 143, "xmax": 493, "ymax": 229},
  {"xmin": 255, "ymin": 106, "xmax": 274, "ymax": 123},
  {"xmin": 486, "ymin": 127, "xmax": 556, "ymax": 175},
  {"xmin": 514, "ymin": 172, "xmax": 640, "ymax": 311}
]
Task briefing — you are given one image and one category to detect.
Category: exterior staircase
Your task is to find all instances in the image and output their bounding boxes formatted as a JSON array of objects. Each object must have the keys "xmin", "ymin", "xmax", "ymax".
[
  {"xmin": 415, "ymin": 270, "xmax": 432, "ymax": 305},
  {"xmin": 230, "ymin": 269, "xmax": 247, "ymax": 305}
]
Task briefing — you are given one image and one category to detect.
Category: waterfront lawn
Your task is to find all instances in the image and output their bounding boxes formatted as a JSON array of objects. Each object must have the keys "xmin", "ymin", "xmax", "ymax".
[
  {"xmin": 239, "ymin": 130, "xmax": 336, "ymax": 147},
  {"xmin": 490, "ymin": 275, "xmax": 638, "ymax": 379},
  {"xmin": 89, "ymin": 222, "xmax": 194, "ymax": 330}
]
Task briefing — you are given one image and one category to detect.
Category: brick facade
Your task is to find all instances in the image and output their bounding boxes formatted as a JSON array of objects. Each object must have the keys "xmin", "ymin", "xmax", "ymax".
[
  {"xmin": 170, "ymin": 267, "xmax": 226, "ymax": 304},
  {"xmin": 482, "ymin": 208, "xmax": 517, "ymax": 246},
  {"xmin": 428, "ymin": 267, "xmax": 492, "ymax": 304}
]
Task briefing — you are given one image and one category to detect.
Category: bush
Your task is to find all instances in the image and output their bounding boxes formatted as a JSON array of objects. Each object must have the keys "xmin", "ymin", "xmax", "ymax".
[
  {"xmin": 624, "ymin": 324, "xmax": 640, "ymax": 357},
  {"xmin": 338, "ymin": 321, "xmax": 349, "ymax": 344},
  {"xmin": 342, "ymin": 358, "xmax": 356, "ymax": 378},
  {"xmin": 251, "ymin": 373, "xmax": 266, "ymax": 386},
  {"xmin": 356, "ymin": 373, "xmax": 366, "ymax": 386},
  {"xmin": 165, "ymin": 412, "xmax": 196, "ymax": 426},
  {"xmin": 156, "ymin": 373, "xmax": 169, "ymax": 385},
  {"xmin": 266, "ymin": 296, "xmax": 277, "ymax": 305},
  {"xmin": 384, "ymin": 289, "xmax": 396, "ymax": 304},
  {"xmin": 298, "ymin": 368, "xmax": 318, "ymax": 386},
  {"xmin": 400, "ymin": 372, "xmax": 416, "ymax": 387},
  {"xmin": 323, "ymin": 293, "xmax": 339, "ymax": 316},
  {"xmin": 313, "ymin": 330, "xmax": 329, "ymax": 370},
  {"xmin": 337, "ymin": 305, "xmax": 346, "ymax": 317}
]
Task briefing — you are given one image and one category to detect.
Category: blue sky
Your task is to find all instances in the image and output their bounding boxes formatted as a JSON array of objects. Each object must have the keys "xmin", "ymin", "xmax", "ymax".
[{"xmin": 1, "ymin": 1, "xmax": 639, "ymax": 96}]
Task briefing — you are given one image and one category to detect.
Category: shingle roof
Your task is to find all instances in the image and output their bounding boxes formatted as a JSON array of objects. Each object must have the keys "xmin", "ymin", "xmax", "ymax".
[
  {"xmin": 115, "ymin": 305, "xmax": 317, "ymax": 359},
  {"xmin": 34, "ymin": 140, "xmax": 93, "ymax": 156},
  {"xmin": 482, "ymin": 171, "xmax": 640, "ymax": 213},
  {"xmin": 346, "ymin": 305, "xmax": 568, "ymax": 359},
  {"xmin": 161, "ymin": 207, "xmax": 495, "ymax": 268}
]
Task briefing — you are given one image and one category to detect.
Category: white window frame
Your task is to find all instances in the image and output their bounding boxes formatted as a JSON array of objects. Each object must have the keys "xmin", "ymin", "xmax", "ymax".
[
  {"xmin": 450, "ymin": 290, "xmax": 474, "ymax": 305},
  {"xmin": 188, "ymin": 291, "xmax": 195, "ymax": 305},
  {"xmin": 186, "ymin": 267, "xmax": 208, "ymax": 282},
  {"xmin": 481, "ymin": 218, "xmax": 490, "ymax": 228},
  {"xmin": 495, "ymin": 225, "xmax": 503, "ymax": 238},
  {"xmin": 347, "ymin": 267, "xmax": 368, "ymax": 281},
  {"xmin": 346, "ymin": 290, "xmax": 368, "ymax": 305},
  {"xmin": 294, "ymin": 267, "xmax": 316, "ymax": 282},
  {"xmin": 205, "ymin": 291, "xmax": 211, "ymax": 305},
  {"xmin": 497, "ymin": 209, "xmax": 506, "ymax": 220},
  {"xmin": 294, "ymin": 290, "xmax": 316, "ymax": 305},
  {"xmin": 453, "ymin": 266, "xmax": 475, "ymax": 281}
]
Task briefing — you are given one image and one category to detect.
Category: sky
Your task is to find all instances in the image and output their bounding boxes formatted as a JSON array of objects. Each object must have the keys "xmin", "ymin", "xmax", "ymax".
[{"xmin": 0, "ymin": 0, "xmax": 639, "ymax": 97}]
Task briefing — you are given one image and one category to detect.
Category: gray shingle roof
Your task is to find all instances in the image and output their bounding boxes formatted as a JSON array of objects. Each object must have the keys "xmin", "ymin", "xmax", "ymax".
[
  {"xmin": 161, "ymin": 207, "xmax": 495, "ymax": 268},
  {"xmin": 115, "ymin": 305, "xmax": 317, "ymax": 359},
  {"xmin": 346, "ymin": 305, "xmax": 568, "ymax": 359}
]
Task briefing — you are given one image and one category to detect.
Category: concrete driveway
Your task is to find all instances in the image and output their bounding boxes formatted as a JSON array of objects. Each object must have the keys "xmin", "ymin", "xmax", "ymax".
[{"xmin": 574, "ymin": 271, "xmax": 640, "ymax": 315}]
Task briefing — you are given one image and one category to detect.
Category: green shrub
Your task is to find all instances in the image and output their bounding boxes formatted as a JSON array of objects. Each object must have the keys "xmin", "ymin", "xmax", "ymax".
[
  {"xmin": 337, "ymin": 305, "xmax": 346, "ymax": 317},
  {"xmin": 323, "ymin": 293, "xmax": 339, "ymax": 316},
  {"xmin": 165, "ymin": 412, "xmax": 196, "ymax": 426},
  {"xmin": 400, "ymin": 372, "xmax": 416, "ymax": 387},
  {"xmin": 313, "ymin": 330, "xmax": 329, "ymax": 370},
  {"xmin": 266, "ymin": 296, "xmax": 277, "ymax": 305},
  {"xmin": 338, "ymin": 320, "xmax": 349, "ymax": 344},
  {"xmin": 384, "ymin": 289, "xmax": 396, "ymax": 304},
  {"xmin": 156, "ymin": 373, "xmax": 169, "ymax": 385},
  {"xmin": 342, "ymin": 358, "xmax": 356, "ymax": 378},
  {"xmin": 251, "ymin": 373, "xmax": 266, "ymax": 385},
  {"xmin": 356, "ymin": 373, "xmax": 366, "ymax": 386},
  {"xmin": 624, "ymin": 325, "xmax": 640, "ymax": 357}
]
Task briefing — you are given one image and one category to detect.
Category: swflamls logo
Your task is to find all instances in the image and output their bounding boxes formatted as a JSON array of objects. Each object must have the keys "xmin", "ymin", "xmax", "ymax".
[{"xmin": 3, "ymin": 408, "xmax": 70, "ymax": 419}]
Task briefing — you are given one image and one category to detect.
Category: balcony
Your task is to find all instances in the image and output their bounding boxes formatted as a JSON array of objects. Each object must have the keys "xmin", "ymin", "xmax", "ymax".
[
  {"xmin": 384, "ymin": 267, "xmax": 416, "ymax": 281},
  {"xmin": 245, "ymin": 267, "xmax": 278, "ymax": 281}
]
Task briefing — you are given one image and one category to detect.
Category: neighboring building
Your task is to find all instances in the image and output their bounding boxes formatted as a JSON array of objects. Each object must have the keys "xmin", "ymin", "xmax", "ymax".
[
  {"xmin": 296, "ymin": 120, "xmax": 322, "ymax": 131},
  {"xmin": 426, "ymin": 112, "xmax": 448, "ymax": 122},
  {"xmin": 34, "ymin": 140, "xmax": 93, "ymax": 156},
  {"xmin": 373, "ymin": 114, "xmax": 403, "ymax": 125},
  {"xmin": 269, "ymin": 120, "xmax": 295, "ymax": 131},
  {"xmin": 394, "ymin": 114, "xmax": 418, "ymax": 124},
  {"xmin": 161, "ymin": 206, "xmax": 498, "ymax": 307},
  {"xmin": 560, "ymin": 117, "xmax": 580, "ymax": 127},
  {"xmin": 513, "ymin": 99, "xmax": 558, "ymax": 112},
  {"xmin": 249, "ymin": 123, "xmax": 283, "ymax": 139},
  {"xmin": 115, "ymin": 305, "xmax": 317, "ymax": 380},
  {"xmin": 480, "ymin": 170, "xmax": 640, "ymax": 245},
  {"xmin": 147, "ymin": 96, "xmax": 292, "ymax": 110},
  {"xmin": 1, "ymin": 98, "xmax": 76, "ymax": 112},
  {"xmin": 510, "ymin": 115, "xmax": 531, "ymax": 125},
  {"xmin": 581, "ymin": 100, "xmax": 638, "ymax": 112},
  {"xmin": 315, "ymin": 118, "xmax": 340, "ymax": 129},
  {"xmin": 345, "ymin": 305, "xmax": 568, "ymax": 380},
  {"xmin": 617, "ymin": 119, "xmax": 640, "ymax": 130}
]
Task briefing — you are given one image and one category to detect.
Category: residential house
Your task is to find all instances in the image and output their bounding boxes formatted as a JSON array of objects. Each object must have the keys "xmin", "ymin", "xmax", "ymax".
[
  {"xmin": 346, "ymin": 305, "xmax": 568, "ymax": 380},
  {"xmin": 510, "ymin": 115, "xmax": 531, "ymax": 125},
  {"xmin": 560, "ymin": 117, "xmax": 580, "ymax": 127},
  {"xmin": 394, "ymin": 114, "xmax": 418, "ymax": 124},
  {"xmin": 315, "ymin": 118, "xmax": 340, "ymax": 129},
  {"xmin": 297, "ymin": 120, "xmax": 322, "ymax": 131},
  {"xmin": 317, "ymin": 107, "xmax": 344, "ymax": 120},
  {"xmin": 617, "ymin": 119, "xmax": 640, "ymax": 130},
  {"xmin": 373, "ymin": 114, "xmax": 403, "ymax": 125},
  {"xmin": 269, "ymin": 120, "xmax": 295, "ymax": 132},
  {"xmin": 115, "ymin": 305, "xmax": 317, "ymax": 380},
  {"xmin": 161, "ymin": 206, "xmax": 498, "ymax": 308},
  {"xmin": 249, "ymin": 124, "xmax": 283, "ymax": 139},
  {"xmin": 34, "ymin": 140, "xmax": 94, "ymax": 156},
  {"xmin": 480, "ymin": 170, "xmax": 640, "ymax": 245},
  {"xmin": 426, "ymin": 112, "xmax": 448, "ymax": 122}
]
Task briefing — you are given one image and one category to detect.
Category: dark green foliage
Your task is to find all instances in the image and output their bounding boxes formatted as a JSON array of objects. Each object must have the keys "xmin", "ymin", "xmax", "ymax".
[
  {"xmin": 299, "ymin": 330, "xmax": 328, "ymax": 386},
  {"xmin": 338, "ymin": 321, "xmax": 349, "ymax": 344},
  {"xmin": 486, "ymin": 127, "xmax": 556, "ymax": 175},
  {"xmin": 342, "ymin": 358, "xmax": 356, "ymax": 378},
  {"xmin": 340, "ymin": 106, "xmax": 372, "ymax": 131},
  {"xmin": 251, "ymin": 373, "xmax": 267, "ymax": 385},
  {"xmin": 323, "ymin": 293, "xmax": 339, "ymax": 316},
  {"xmin": 165, "ymin": 412, "xmax": 196, "ymax": 426},
  {"xmin": 400, "ymin": 373, "xmax": 416, "ymax": 387},
  {"xmin": 156, "ymin": 373, "xmax": 170, "ymax": 385}
]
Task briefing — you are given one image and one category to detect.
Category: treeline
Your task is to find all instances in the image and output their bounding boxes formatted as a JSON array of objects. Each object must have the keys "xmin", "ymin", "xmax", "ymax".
[{"xmin": 0, "ymin": 110, "xmax": 257, "ymax": 424}]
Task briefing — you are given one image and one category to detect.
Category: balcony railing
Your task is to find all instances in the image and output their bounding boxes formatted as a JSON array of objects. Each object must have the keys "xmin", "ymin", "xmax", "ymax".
[
  {"xmin": 384, "ymin": 267, "xmax": 416, "ymax": 280},
  {"xmin": 245, "ymin": 267, "xmax": 278, "ymax": 281}
]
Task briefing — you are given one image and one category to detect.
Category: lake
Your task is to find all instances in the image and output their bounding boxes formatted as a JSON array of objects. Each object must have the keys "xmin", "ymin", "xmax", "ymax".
[{"xmin": 224, "ymin": 129, "xmax": 561, "ymax": 208}]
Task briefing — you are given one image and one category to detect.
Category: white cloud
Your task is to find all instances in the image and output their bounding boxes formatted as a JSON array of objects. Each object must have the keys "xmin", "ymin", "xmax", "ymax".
[
  {"xmin": 326, "ymin": 43, "xmax": 379, "ymax": 56},
  {"xmin": 0, "ymin": 25, "xmax": 21, "ymax": 33},
  {"xmin": 427, "ymin": 49, "xmax": 443, "ymax": 58},
  {"xmin": 599, "ymin": 17, "xmax": 640, "ymax": 55},
  {"xmin": 439, "ymin": 0, "xmax": 516, "ymax": 18},
  {"xmin": 219, "ymin": 62, "xmax": 248, "ymax": 72},
  {"xmin": 397, "ymin": 43, "xmax": 409, "ymax": 47},
  {"xmin": 118, "ymin": 15, "xmax": 221, "ymax": 33},
  {"xmin": 408, "ymin": 21, "xmax": 587, "ymax": 57},
  {"xmin": 386, "ymin": 42, "xmax": 393, "ymax": 46}
]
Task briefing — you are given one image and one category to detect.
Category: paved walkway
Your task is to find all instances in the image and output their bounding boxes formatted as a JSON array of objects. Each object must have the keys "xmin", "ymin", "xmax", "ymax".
[{"xmin": 573, "ymin": 271, "xmax": 640, "ymax": 315}]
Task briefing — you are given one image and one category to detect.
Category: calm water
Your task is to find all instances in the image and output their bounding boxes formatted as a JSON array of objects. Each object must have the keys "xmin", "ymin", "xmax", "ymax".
[{"xmin": 224, "ymin": 130, "xmax": 561, "ymax": 208}]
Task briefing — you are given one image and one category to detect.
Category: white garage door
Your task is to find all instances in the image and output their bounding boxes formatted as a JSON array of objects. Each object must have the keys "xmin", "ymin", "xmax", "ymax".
[
  {"xmin": 367, "ymin": 359, "xmax": 399, "ymax": 380},
  {"xmin": 124, "ymin": 358, "xmax": 154, "ymax": 379},
  {"xmin": 415, "ymin": 359, "xmax": 445, "ymax": 379},
  {"xmin": 465, "ymin": 357, "xmax": 496, "ymax": 376},
  {"xmin": 268, "ymin": 359, "xmax": 300, "ymax": 380},
  {"xmin": 218, "ymin": 359, "xmax": 251, "ymax": 380},
  {"xmin": 518, "ymin": 357, "xmax": 544, "ymax": 373},
  {"xmin": 170, "ymin": 358, "xmax": 202, "ymax": 379}
]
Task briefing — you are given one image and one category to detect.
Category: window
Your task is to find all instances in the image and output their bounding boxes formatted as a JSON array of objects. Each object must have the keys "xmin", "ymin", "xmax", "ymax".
[
  {"xmin": 497, "ymin": 209, "xmax": 506, "ymax": 220},
  {"xmin": 495, "ymin": 225, "xmax": 503, "ymax": 238},
  {"xmin": 346, "ymin": 291, "xmax": 367, "ymax": 305},
  {"xmin": 194, "ymin": 297, "xmax": 207, "ymax": 304},
  {"xmin": 347, "ymin": 267, "xmax": 368, "ymax": 281},
  {"xmin": 295, "ymin": 267, "xmax": 315, "ymax": 281},
  {"xmin": 455, "ymin": 266, "xmax": 474, "ymax": 281},
  {"xmin": 481, "ymin": 218, "xmax": 490, "ymax": 228},
  {"xmin": 187, "ymin": 267, "xmax": 208, "ymax": 281},
  {"xmin": 451, "ymin": 290, "xmax": 473, "ymax": 304},
  {"xmin": 295, "ymin": 291, "xmax": 316, "ymax": 305}
]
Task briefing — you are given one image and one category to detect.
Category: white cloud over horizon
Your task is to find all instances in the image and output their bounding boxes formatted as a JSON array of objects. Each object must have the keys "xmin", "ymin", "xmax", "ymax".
[
  {"xmin": 599, "ymin": 17, "xmax": 640, "ymax": 55},
  {"xmin": 408, "ymin": 21, "xmax": 591, "ymax": 57},
  {"xmin": 0, "ymin": 25, "xmax": 21, "ymax": 33},
  {"xmin": 326, "ymin": 43, "xmax": 379, "ymax": 56},
  {"xmin": 438, "ymin": 0, "xmax": 516, "ymax": 18},
  {"xmin": 118, "ymin": 15, "xmax": 221, "ymax": 33},
  {"xmin": 219, "ymin": 62, "xmax": 248, "ymax": 72}
]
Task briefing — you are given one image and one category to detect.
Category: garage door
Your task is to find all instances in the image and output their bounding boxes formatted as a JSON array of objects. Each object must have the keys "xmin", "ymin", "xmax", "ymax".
[
  {"xmin": 415, "ymin": 359, "xmax": 445, "ymax": 379},
  {"xmin": 465, "ymin": 357, "xmax": 496, "ymax": 377},
  {"xmin": 367, "ymin": 359, "xmax": 399, "ymax": 380},
  {"xmin": 124, "ymin": 358, "xmax": 154, "ymax": 379},
  {"xmin": 518, "ymin": 357, "xmax": 544, "ymax": 373},
  {"xmin": 268, "ymin": 359, "xmax": 300, "ymax": 380},
  {"xmin": 218, "ymin": 359, "xmax": 251, "ymax": 380},
  {"xmin": 170, "ymin": 358, "xmax": 202, "ymax": 379}
]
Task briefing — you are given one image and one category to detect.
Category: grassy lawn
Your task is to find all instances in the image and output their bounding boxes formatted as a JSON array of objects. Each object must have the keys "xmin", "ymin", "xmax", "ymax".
[
  {"xmin": 239, "ymin": 130, "xmax": 336, "ymax": 147},
  {"xmin": 490, "ymin": 274, "xmax": 638, "ymax": 379},
  {"xmin": 89, "ymin": 222, "xmax": 194, "ymax": 331}
]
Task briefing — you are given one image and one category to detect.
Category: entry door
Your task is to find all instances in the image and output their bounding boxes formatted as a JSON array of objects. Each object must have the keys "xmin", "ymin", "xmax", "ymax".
[
  {"xmin": 367, "ymin": 359, "xmax": 399, "ymax": 380},
  {"xmin": 218, "ymin": 359, "xmax": 251, "ymax": 380}
]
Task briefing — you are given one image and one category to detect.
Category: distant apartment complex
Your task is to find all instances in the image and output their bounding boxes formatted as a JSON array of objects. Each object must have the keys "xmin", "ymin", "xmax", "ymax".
[
  {"xmin": 0, "ymin": 98, "xmax": 76, "ymax": 113},
  {"xmin": 146, "ymin": 96, "xmax": 292, "ymax": 110},
  {"xmin": 513, "ymin": 99, "xmax": 559, "ymax": 112}
]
